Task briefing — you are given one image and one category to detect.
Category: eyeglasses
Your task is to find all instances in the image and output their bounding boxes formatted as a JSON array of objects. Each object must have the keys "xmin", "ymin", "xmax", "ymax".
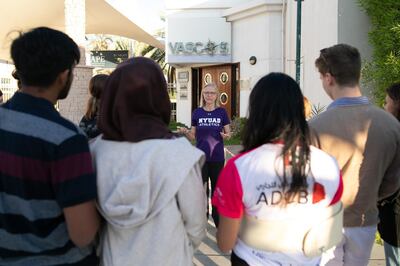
[{"xmin": 203, "ymin": 92, "xmax": 217, "ymax": 95}]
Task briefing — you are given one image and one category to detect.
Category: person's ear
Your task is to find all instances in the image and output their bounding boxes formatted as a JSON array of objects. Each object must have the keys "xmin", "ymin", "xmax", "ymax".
[
  {"xmin": 57, "ymin": 69, "xmax": 70, "ymax": 87},
  {"xmin": 325, "ymin": 73, "xmax": 335, "ymax": 86}
]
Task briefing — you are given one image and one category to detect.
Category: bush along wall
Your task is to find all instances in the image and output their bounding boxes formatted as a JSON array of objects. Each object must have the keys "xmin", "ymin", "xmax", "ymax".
[{"xmin": 359, "ymin": 0, "xmax": 400, "ymax": 105}]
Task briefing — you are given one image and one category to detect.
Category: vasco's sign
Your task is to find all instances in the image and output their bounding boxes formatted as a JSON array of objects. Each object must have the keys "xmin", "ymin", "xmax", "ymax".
[{"xmin": 169, "ymin": 41, "xmax": 230, "ymax": 55}]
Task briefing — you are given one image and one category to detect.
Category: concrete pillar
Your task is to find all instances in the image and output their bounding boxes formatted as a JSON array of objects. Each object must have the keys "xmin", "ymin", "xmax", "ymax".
[{"xmin": 59, "ymin": 0, "xmax": 93, "ymax": 124}]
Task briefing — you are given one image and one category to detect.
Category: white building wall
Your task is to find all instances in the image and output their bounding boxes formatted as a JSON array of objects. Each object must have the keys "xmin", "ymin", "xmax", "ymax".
[
  {"xmin": 176, "ymin": 68, "xmax": 193, "ymax": 127},
  {"xmin": 168, "ymin": 0, "xmax": 371, "ymax": 120},
  {"xmin": 166, "ymin": 14, "xmax": 232, "ymax": 64},
  {"xmin": 230, "ymin": 9, "xmax": 283, "ymax": 117},
  {"xmin": 167, "ymin": 8, "xmax": 233, "ymax": 125},
  {"xmin": 286, "ymin": 0, "xmax": 338, "ymax": 108}
]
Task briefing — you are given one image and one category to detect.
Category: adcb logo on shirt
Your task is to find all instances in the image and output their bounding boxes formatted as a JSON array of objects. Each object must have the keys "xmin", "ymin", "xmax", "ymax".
[{"xmin": 256, "ymin": 190, "xmax": 309, "ymax": 205}]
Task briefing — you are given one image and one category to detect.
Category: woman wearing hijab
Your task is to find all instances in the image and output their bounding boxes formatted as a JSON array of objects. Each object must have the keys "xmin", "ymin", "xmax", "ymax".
[{"xmin": 90, "ymin": 57, "xmax": 207, "ymax": 266}]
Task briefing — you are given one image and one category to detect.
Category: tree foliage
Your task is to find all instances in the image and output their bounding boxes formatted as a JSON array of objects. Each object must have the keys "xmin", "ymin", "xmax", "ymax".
[
  {"xmin": 87, "ymin": 34, "xmax": 113, "ymax": 51},
  {"xmin": 358, "ymin": 0, "xmax": 400, "ymax": 104}
]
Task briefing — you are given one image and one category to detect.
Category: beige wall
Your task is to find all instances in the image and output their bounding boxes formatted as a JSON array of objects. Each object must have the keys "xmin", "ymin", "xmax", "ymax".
[
  {"xmin": 59, "ymin": 0, "xmax": 93, "ymax": 124},
  {"xmin": 58, "ymin": 65, "xmax": 93, "ymax": 123}
]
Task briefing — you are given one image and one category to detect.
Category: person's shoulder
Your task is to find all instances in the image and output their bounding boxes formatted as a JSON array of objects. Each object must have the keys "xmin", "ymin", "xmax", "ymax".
[
  {"xmin": 310, "ymin": 145, "xmax": 337, "ymax": 164},
  {"xmin": 215, "ymin": 107, "xmax": 229, "ymax": 117},
  {"xmin": 309, "ymin": 108, "xmax": 344, "ymax": 132},
  {"xmin": 216, "ymin": 107, "xmax": 227, "ymax": 113},
  {"xmin": 50, "ymin": 115, "xmax": 87, "ymax": 145},
  {"xmin": 309, "ymin": 108, "xmax": 336, "ymax": 123},
  {"xmin": 163, "ymin": 137, "xmax": 198, "ymax": 152},
  {"xmin": 142, "ymin": 137, "xmax": 205, "ymax": 168},
  {"xmin": 227, "ymin": 145, "xmax": 263, "ymax": 167},
  {"xmin": 59, "ymin": 115, "xmax": 85, "ymax": 135},
  {"xmin": 369, "ymin": 105, "xmax": 397, "ymax": 120},
  {"xmin": 363, "ymin": 105, "xmax": 400, "ymax": 129},
  {"xmin": 192, "ymin": 107, "xmax": 203, "ymax": 116},
  {"xmin": 133, "ymin": 137, "xmax": 195, "ymax": 153}
]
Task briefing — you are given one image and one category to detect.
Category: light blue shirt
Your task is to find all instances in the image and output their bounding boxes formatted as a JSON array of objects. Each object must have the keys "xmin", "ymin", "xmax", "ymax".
[{"xmin": 327, "ymin": 96, "xmax": 370, "ymax": 110}]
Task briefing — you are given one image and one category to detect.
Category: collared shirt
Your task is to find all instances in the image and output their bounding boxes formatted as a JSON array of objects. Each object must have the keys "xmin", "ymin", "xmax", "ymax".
[
  {"xmin": 0, "ymin": 92, "xmax": 97, "ymax": 266},
  {"xmin": 327, "ymin": 96, "xmax": 370, "ymax": 110}
]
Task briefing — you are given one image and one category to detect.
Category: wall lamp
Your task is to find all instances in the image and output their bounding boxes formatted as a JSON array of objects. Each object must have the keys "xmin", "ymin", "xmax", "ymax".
[{"xmin": 249, "ymin": 56, "xmax": 257, "ymax": 65}]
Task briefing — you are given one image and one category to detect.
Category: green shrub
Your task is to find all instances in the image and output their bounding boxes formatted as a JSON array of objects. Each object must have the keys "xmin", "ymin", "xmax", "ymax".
[
  {"xmin": 226, "ymin": 117, "xmax": 247, "ymax": 145},
  {"xmin": 359, "ymin": 0, "xmax": 400, "ymax": 104},
  {"xmin": 168, "ymin": 121, "xmax": 188, "ymax": 132}
]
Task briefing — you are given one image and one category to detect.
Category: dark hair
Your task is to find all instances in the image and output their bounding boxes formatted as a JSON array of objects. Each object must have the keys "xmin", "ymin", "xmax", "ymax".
[
  {"xmin": 386, "ymin": 82, "xmax": 400, "ymax": 120},
  {"xmin": 84, "ymin": 74, "xmax": 108, "ymax": 119},
  {"xmin": 11, "ymin": 27, "xmax": 80, "ymax": 87},
  {"xmin": 0, "ymin": 89, "xmax": 3, "ymax": 97},
  {"xmin": 242, "ymin": 72, "xmax": 311, "ymax": 198},
  {"xmin": 315, "ymin": 43, "xmax": 361, "ymax": 87}
]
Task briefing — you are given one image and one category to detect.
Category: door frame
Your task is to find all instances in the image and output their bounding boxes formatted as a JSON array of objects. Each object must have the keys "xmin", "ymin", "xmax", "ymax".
[{"xmin": 193, "ymin": 63, "xmax": 240, "ymax": 119}]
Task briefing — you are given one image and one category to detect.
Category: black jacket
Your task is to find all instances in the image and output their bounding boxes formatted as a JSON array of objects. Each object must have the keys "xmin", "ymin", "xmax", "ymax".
[
  {"xmin": 79, "ymin": 116, "xmax": 101, "ymax": 140},
  {"xmin": 378, "ymin": 189, "xmax": 400, "ymax": 247}
]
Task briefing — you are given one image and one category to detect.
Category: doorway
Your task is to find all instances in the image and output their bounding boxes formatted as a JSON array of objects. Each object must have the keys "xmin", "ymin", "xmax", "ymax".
[{"xmin": 194, "ymin": 64, "xmax": 239, "ymax": 119}]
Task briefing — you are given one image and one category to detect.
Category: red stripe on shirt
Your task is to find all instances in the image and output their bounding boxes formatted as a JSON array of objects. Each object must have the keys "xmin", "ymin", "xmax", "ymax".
[
  {"xmin": 51, "ymin": 152, "xmax": 94, "ymax": 183},
  {"xmin": 330, "ymin": 172, "xmax": 343, "ymax": 205},
  {"xmin": 0, "ymin": 151, "xmax": 50, "ymax": 181}
]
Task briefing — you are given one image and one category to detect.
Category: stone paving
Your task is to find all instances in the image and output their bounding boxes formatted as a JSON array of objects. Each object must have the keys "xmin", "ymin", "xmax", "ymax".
[{"xmin": 194, "ymin": 220, "xmax": 385, "ymax": 266}]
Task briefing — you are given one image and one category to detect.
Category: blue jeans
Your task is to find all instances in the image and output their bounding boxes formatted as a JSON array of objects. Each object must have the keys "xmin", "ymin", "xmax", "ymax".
[{"xmin": 384, "ymin": 241, "xmax": 400, "ymax": 266}]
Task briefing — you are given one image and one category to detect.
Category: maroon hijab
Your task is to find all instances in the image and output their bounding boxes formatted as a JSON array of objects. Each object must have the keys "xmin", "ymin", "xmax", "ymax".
[{"xmin": 98, "ymin": 57, "xmax": 173, "ymax": 142}]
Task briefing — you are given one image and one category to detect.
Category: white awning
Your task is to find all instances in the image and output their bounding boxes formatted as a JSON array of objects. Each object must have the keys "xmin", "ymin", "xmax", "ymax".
[{"xmin": 0, "ymin": 0, "xmax": 164, "ymax": 61}]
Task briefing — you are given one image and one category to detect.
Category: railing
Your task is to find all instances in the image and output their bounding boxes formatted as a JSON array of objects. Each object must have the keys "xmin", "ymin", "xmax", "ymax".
[
  {"xmin": 0, "ymin": 77, "xmax": 18, "ymax": 102},
  {"xmin": 168, "ymin": 83, "xmax": 177, "ymax": 121},
  {"xmin": 167, "ymin": 83, "xmax": 177, "ymax": 99}
]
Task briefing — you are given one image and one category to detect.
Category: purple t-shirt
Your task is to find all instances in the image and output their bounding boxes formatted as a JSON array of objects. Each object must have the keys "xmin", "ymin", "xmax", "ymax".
[{"xmin": 192, "ymin": 107, "xmax": 230, "ymax": 162}]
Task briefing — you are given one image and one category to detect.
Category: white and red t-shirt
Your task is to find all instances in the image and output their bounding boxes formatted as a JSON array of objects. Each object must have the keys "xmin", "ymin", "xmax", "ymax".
[{"xmin": 212, "ymin": 143, "xmax": 342, "ymax": 266}]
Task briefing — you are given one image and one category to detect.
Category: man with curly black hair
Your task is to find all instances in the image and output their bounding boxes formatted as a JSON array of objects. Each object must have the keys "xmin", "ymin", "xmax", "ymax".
[{"xmin": 0, "ymin": 27, "xmax": 100, "ymax": 266}]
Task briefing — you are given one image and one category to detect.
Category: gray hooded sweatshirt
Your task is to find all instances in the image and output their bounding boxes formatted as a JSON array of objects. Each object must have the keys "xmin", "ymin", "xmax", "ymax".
[{"xmin": 90, "ymin": 137, "xmax": 207, "ymax": 266}]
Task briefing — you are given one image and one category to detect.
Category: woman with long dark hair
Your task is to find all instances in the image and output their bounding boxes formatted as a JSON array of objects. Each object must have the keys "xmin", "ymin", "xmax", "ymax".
[
  {"xmin": 79, "ymin": 74, "xmax": 108, "ymax": 139},
  {"xmin": 90, "ymin": 57, "xmax": 206, "ymax": 266},
  {"xmin": 379, "ymin": 82, "xmax": 400, "ymax": 266},
  {"xmin": 212, "ymin": 73, "xmax": 343, "ymax": 265}
]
